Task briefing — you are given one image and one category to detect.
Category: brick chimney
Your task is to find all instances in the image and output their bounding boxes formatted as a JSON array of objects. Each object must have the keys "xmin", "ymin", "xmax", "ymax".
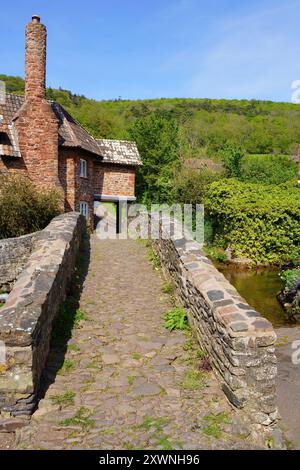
[
  {"xmin": 25, "ymin": 15, "xmax": 46, "ymax": 101},
  {"xmin": 14, "ymin": 16, "xmax": 61, "ymax": 190}
]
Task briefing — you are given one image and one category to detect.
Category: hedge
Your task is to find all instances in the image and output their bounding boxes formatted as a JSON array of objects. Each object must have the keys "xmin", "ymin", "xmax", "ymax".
[{"xmin": 205, "ymin": 179, "xmax": 300, "ymax": 265}]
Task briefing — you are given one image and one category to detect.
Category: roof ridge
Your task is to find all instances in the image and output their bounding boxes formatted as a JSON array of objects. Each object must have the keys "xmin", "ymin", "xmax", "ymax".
[{"xmin": 96, "ymin": 138, "xmax": 137, "ymax": 144}]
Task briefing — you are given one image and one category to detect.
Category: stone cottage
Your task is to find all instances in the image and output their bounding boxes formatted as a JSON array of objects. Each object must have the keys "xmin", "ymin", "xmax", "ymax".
[{"xmin": 0, "ymin": 15, "xmax": 142, "ymax": 226}]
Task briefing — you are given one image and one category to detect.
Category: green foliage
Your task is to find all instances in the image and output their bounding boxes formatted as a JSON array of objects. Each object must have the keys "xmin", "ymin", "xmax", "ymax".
[
  {"xmin": 129, "ymin": 113, "xmax": 180, "ymax": 204},
  {"xmin": 50, "ymin": 391, "xmax": 75, "ymax": 407},
  {"xmin": 60, "ymin": 407, "xmax": 95, "ymax": 429},
  {"xmin": 52, "ymin": 300, "xmax": 85, "ymax": 347},
  {"xmin": 3, "ymin": 74, "xmax": 300, "ymax": 158},
  {"xmin": 57, "ymin": 358, "xmax": 75, "ymax": 375},
  {"xmin": 174, "ymin": 166, "xmax": 223, "ymax": 204},
  {"xmin": 182, "ymin": 369, "xmax": 207, "ymax": 390},
  {"xmin": 161, "ymin": 281, "xmax": 174, "ymax": 294},
  {"xmin": 204, "ymin": 246, "xmax": 227, "ymax": 263},
  {"xmin": 131, "ymin": 352, "xmax": 142, "ymax": 360},
  {"xmin": 202, "ymin": 412, "xmax": 230, "ymax": 439},
  {"xmin": 0, "ymin": 75, "xmax": 25, "ymax": 94},
  {"xmin": 73, "ymin": 308, "xmax": 88, "ymax": 328},
  {"xmin": 206, "ymin": 179, "xmax": 300, "ymax": 265},
  {"xmin": 0, "ymin": 174, "xmax": 61, "ymax": 239},
  {"xmin": 218, "ymin": 144, "xmax": 245, "ymax": 178},
  {"xmin": 147, "ymin": 247, "xmax": 161, "ymax": 270},
  {"xmin": 164, "ymin": 307, "xmax": 189, "ymax": 331},
  {"xmin": 281, "ymin": 269, "xmax": 300, "ymax": 290},
  {"xmin": 241, "ymin": 154, "xmax": 297, "ymax": 185}
]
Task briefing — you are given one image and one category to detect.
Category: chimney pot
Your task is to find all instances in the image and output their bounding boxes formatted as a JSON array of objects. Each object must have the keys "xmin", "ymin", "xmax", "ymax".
[{"xmin": 32, "ymin": 15, "xmax": 40, "ymax": 24}]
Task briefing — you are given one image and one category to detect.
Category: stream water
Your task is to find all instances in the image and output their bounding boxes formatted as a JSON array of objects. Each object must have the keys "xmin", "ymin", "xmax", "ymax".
[{"xmin": 215, "ymin": 264, "xmax": 287, "ymax": 328}]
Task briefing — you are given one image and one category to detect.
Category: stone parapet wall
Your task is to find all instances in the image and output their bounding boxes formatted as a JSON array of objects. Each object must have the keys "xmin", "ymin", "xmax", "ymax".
[
  {"xmin": 151, "ymin": 217, "xmax": 278, "ymax": 425},
  {"xmin": 0, "ymin": 232, "xmax": 37, "ymax": 291},
  {"xmin": 0, "ymin": 212, "xmax": 85, "ymax": 416}
]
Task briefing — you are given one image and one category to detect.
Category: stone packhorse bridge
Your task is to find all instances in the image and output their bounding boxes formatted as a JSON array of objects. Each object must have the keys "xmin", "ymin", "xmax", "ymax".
[{"xmin": 0, "ymin": 213, "xmax": 279, "ymax": 449}]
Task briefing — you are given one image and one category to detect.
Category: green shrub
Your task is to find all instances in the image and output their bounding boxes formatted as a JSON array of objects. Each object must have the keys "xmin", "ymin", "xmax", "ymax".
[
  {"xmin": 0, "ymin": 174, "xmax": 62, "ymax": 238},
  {"xmin": 241, "ymin": 154, "xmax": 297, "ymax": 185},
  {"xmin": 205, "ymin": 179, "xmax": 300, "ymax": 265},
  {"xmin": 164, "ymin": 307, "xmax": 189, "ymax": 331},
  {"xmin": 279, "ymin": 268, "xmax": 300, "ymax": 321},
  {"xmin": 174, "ymin": 166, "xmax": 223, "ymax": 205},
  {"xmin": 281, "ymin": 269, "xmax": 300, "ymax": 290},
  {"xmin": 218, "ymin": 144, "xmax": 245, "ymax": 178}
]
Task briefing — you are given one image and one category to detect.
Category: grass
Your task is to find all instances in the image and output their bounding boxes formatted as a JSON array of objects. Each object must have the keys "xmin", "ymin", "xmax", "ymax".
[
  {"xmin": 73, "ymin": 308, "xmax": 88, "ymax": 328},
  {"xmin": 136, "ymin": 416, "xmax": 182, "ymax": 450},
  {"xmin": 161, "ymin": 281, "xmax": 174, "ymax": 294},
  {"xmin": 202, "ymin": 412, "xmax": 230, "ymax": 439},
  {"xmin": 182, "ymin": 369, "xmax": 207, "ymax": 391},
  {"xmin": 275, "ymin": 335, "xmax": 289, "ymax": 347},
  {"xmin": 60, "ymin": 407, "xmax": 95, "ymax": 430},
  {"xmin": 137, "ymin": 415, "xmax": 169, "ymax": 432},
  {"xmin": 57, "ymin": 358, "xmax": 76, "ymax": 375},
  {"xmin": 147, "ymin": 248, "xmax": 161, "ymax": 270},
  {"xmin": 131, "ymin": 352, "xmax": 142, "ymax": 361},
  {"xmin": 164, "ymin": 307, "xmax": 190, "ymax": 331},
  {"xmin": 128, "ymin": 375, "xmax": 136, "ymax": 386},
  {"xmin": 67, "ymin": 344, "xmax": 81, "ymax": 352},
  {"xmin": 50, "ymin": 391, "xmax": 75, "ymax": 407}
]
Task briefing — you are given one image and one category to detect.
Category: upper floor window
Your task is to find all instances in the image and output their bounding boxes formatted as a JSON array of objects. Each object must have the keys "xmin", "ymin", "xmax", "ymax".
[{"xmin": 80, "ymin": 159, "xmax": 88, "ymax": 178}]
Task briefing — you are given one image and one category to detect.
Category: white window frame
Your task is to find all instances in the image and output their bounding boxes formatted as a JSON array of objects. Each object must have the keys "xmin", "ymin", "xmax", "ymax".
[
  {"xmin": 80, "ymin": 159, "xmax": 88, "ymax": 178},
  {"xmin": 79, "ymin": 201, "xmax": 89, "ymax": 218}
]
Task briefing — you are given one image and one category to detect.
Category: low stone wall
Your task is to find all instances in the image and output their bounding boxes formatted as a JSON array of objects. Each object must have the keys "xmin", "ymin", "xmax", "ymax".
[
  {"xmin": 151, "ymin": 217, "xmax": 278, "ymax": 425},
  {"xmin": 0, "ymin": 233, "xmax": 37, "ymax": 291},
  {"xmin": 0, "ymin": 212, "xmax": 86, "ymax": 416}
]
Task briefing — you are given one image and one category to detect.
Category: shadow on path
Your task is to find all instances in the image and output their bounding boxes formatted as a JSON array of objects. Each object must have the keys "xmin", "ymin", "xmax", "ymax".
[{"xmin": 37, "ymin": 234, "xmax": 91, "ymax": 401}]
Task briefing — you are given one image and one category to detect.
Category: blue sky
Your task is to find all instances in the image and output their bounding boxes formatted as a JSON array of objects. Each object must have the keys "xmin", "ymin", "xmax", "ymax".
[{"xmin": 0, "ymin": 0, "xmax": 300, "ymax": 101}]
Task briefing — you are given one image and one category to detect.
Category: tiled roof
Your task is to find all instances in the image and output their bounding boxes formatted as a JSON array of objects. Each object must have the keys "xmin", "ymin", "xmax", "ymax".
[
  {"xmin": 0, "ymin": 94, "xmax": 142, "ymax": 166},
  {"xmin": 0, "ymin": 94, "xmax": 24, "ymax": 157},
  {"xmin": 0, "ymin": 93, "xmax": 102, "ymax": 158},
  {"xmin": 96, "ymin": 139, "xmax": 142, "ymax": 166},
  {"xmin": 51, "ymin": 102, "xmax": 102, "ymax": 156}
]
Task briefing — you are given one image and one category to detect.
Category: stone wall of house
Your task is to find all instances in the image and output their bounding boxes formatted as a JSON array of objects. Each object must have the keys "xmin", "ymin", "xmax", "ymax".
[
  {"xmin": 0, "ymin": 212, "xmax": 85, "ymax": 416},
  {"xmin": 151, "ymin": 216, "xmax": 278, "ymax": 426},
  {"xmin": 0, "ymin": 232, "xmax": 37, "ymax": 291},
  {"xmin": 94, "ymin": 163, "xmax": 135, "ymax": 198},
  {"xmin": 58, "ymin": 148, "xmax": 95, "ymax": 226}
]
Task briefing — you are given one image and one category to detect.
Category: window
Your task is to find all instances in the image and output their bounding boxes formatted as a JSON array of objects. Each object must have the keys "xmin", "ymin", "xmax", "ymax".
[
  {"xmin": 79, "ymin": 201, "xmax": 89, "ymax": 218},
  {"xmin": 80, "ymin": 159, "xmax": 88, "ymax": 178}
]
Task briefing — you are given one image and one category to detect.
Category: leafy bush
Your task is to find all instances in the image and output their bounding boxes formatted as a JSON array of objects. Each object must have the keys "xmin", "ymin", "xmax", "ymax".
[
  {"xmin": 205, "ymin": 179, "xmax": 300, "ymax": 265},
  {"xmin": 279, "ymin": 268, "xmax": 300, "ymax": 321},
  {"xmin": 0, "ymin": 174, "xmax": 62, "ymax": 238},
  {"xmin": 164, "ymin": 307, "xmax": 189, "ymax": 331},
  {"xmin": 281, "ymin": 269, "xmax": 300, "ymax": 290},
  {"xmin": 218, "ymin": 144, "xmax": 245, "ymax": 178},
  {"xmin": 174, "ymin": 166, "xmax": 224, "ymax": 204},
  {"xmin": 241, "ymin": 154, "xmax": 297, "ymax": 185}
]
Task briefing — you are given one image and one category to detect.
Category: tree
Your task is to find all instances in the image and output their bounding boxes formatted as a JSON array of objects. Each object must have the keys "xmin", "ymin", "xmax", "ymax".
[
  {"xmin": 129, "ymin": 113, "xmax": 180, "ymax": 204},
  {"xmin": 219, "ymin": 143, "xmax": 245, "ymax": 178}
]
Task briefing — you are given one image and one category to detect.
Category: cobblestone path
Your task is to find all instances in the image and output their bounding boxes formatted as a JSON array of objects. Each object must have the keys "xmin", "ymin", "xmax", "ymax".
[{"xmin": 14, "ymin": 236, "xmax": 262, "ymax": 450}]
